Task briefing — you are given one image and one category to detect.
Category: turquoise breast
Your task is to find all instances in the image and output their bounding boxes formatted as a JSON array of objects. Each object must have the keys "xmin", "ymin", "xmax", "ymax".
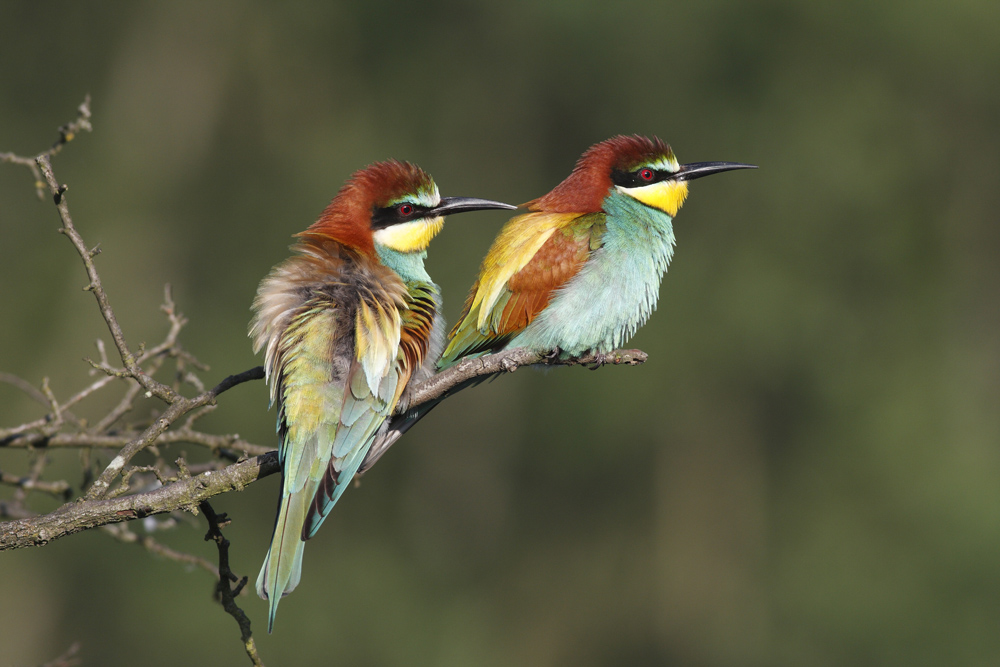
[{"xmin": 510, "ymin": 191, "xmax": 676, "ymax": 356}]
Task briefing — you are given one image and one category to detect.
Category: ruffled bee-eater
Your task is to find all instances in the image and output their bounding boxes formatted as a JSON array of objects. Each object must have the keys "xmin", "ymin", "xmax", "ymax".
[
  {"xmin": 360, "ymin": 135, "xmax": 754, "ymax": 470},
  {"xmin": 251, "ymin": 160, "xmax": 514, "ymax": 631}
]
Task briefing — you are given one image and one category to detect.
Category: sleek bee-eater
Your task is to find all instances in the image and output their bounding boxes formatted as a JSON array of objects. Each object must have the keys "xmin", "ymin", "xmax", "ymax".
[
  {"xmin": 251, "ymin": 159, "xmax": 514, "ymax": 631},
  {"xmin": 441, "ymin": 134, "xmax": 756, "ymax": 364},
  {"xmin": 360, "ymin": 135, "xmax": 754, "ymax": 471}
]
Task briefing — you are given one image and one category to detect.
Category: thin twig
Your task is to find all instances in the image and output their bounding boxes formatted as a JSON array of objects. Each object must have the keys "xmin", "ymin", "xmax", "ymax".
[
  {"xmin": 0, "ymin": 469, "xmax": 71, "ymax": 499},
  {"xmin": 0, "ymin": 94, "xmax": 91, "ymax": 200},
  {"xmin": 2, "ymin": 340, "xmax": 188, "ymax": 448},
  {"xmin": 0, "ymin": 417, "xmax": 52, "ymax": 440},
  {"xmin": 0, "ymin": 373, "xmax": 83, "ymax": 425},
  {"xmin": 11, "ymin": 454, "xmax": 59, "ymax": 507},
  {"xmin": 35, "ymin": 154, "xmax": 178, "ymax": 404},
  {"xmin": 89, "ymin": 380, "xmax": 145, "ymax": 434},
  {"xmin": 83, "ymin": 366, "xmax": 267, "ymax": 500},
  {"xmin": 1, "ymin": 429, "xmax": 272, "ymax": 456},
  {"xmin": 201, "ymin": 501, "xmax": 265, "ymax": 667},
  {"xmin": 0, "ymin": 351, "xmax": 160, "ymax": 441},
  {"xmin": 101, "ymin": 522, "xmax": 219, "ymax": 578},
  {"xmin": 107, "ymin": 465, "xmax": 169, "ymax": 499}
]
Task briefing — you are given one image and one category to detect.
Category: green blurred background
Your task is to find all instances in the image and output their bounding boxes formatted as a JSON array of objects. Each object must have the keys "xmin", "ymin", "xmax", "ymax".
[{"xmin": 2, "ymin": 1, "xmax": 999, "ymax": 665}]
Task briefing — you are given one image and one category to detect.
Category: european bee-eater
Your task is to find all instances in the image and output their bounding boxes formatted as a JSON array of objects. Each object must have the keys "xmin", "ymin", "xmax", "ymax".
[
  {"xmin": 251, "ymin": 160, "xmax": 514, "ymax": 631},
  {"xmin": 360, "ymin": 135, "xmax": 754, "ymax": 471},
  {"xmin": 441, "ymin": 134, "xmax": 756, "ymax": 364}
]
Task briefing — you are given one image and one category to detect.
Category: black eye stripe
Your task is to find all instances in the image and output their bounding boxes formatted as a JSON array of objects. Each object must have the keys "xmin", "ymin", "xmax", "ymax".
[
  {"xmin": 610, "ymin": 167, "xmax": 675, "ymax": 188},
  {"xmin": 370, "ymin": 203, "xmax": 430, "ymax": 229}
]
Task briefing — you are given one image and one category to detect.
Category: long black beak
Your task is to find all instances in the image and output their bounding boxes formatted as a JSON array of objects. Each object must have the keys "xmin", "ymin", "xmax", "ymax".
[
  {"xmin": 673, "ymin": 161, "xmax": 758, "ymax": 181},
  {"xmin": 429, "ymin": 197, "xmax": 518, "ymax": 217}
]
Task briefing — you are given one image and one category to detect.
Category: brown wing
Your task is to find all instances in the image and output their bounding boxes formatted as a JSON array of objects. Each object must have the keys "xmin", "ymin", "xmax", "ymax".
[{"xmin": 442, "ymin": 213, "xmax": 605, "ymax": 363}]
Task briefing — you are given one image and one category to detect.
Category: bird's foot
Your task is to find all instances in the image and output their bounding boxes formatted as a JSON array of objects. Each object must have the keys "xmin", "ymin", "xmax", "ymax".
[
  {"xmin": 543, "ymin": 346, "xmax": 564, "ymax": 362},
  {"xmin": 587, "ymin": 351, "xmax": 608, "ymax": 370}
]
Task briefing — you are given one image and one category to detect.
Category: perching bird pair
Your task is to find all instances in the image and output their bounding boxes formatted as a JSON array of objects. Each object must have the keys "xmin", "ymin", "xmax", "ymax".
[{"xmin": 251, "ymin": 135, "xmax": 755, "ymax": 631}]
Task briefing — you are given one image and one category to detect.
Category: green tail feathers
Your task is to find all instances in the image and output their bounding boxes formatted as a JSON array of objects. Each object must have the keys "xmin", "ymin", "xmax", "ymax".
[{"xmin": 256, "ymin": 478, "xmax": 317, "ymax": 633}]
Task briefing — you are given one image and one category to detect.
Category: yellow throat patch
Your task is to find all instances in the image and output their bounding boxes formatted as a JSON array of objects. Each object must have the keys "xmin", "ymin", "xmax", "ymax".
[
  {"xmin": 373, "ymin": 217, "xmax": 445, "ymax": 253},
  {"xmin": 619, "ymin": 180, "xmax": 690, "ymax": 217}
]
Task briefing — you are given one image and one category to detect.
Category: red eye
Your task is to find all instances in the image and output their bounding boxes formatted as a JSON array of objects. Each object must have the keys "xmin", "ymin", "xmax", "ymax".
[
  {"xmin": 398, "ymin": 203, "xmax": 414, "ymax": 216},
  {"xmin": 639, "ymin": 168, "xmax": 654, "ymax": 182}
]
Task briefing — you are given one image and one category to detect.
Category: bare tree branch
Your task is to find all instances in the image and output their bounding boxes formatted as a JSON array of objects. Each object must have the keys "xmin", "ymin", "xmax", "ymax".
[
  {"xmin": 80, "ymin": 366, "xmax": 266, "ymax": 498},
  {"xmin": 0, "ymin": 98, "xmax": 647, "ymax": 556},
  {"xmin": 408, "ymin": 347, "xmax": 647, "ymax": 409},
  {"xmin": 0, "ymin": 346, "xmax": 646, "ymax": 550},
  {"xmin": 0, "ymin": 452, "xmax": 279, "ymax": 550}
]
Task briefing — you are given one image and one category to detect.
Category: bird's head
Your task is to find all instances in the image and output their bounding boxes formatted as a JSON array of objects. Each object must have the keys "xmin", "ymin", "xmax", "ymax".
[
  {"xmin": 528, "ymin": 135, "xmax": 756, "ymax": 216},
  {"xmin": 300, "ymin": 160, "xmax": 514, "ymax": 255}
]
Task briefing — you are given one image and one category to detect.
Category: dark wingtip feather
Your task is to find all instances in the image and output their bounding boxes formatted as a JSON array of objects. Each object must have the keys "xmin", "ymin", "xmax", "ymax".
[{"xmin": 303, "ymin": 463, "xmax": 341, "ymax": 540}]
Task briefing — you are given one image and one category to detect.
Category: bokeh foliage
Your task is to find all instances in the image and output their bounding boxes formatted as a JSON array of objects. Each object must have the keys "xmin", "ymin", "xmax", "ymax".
[{"xmin": 2, "ymin": 1, "xmax": 999, "ymax": 665}]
